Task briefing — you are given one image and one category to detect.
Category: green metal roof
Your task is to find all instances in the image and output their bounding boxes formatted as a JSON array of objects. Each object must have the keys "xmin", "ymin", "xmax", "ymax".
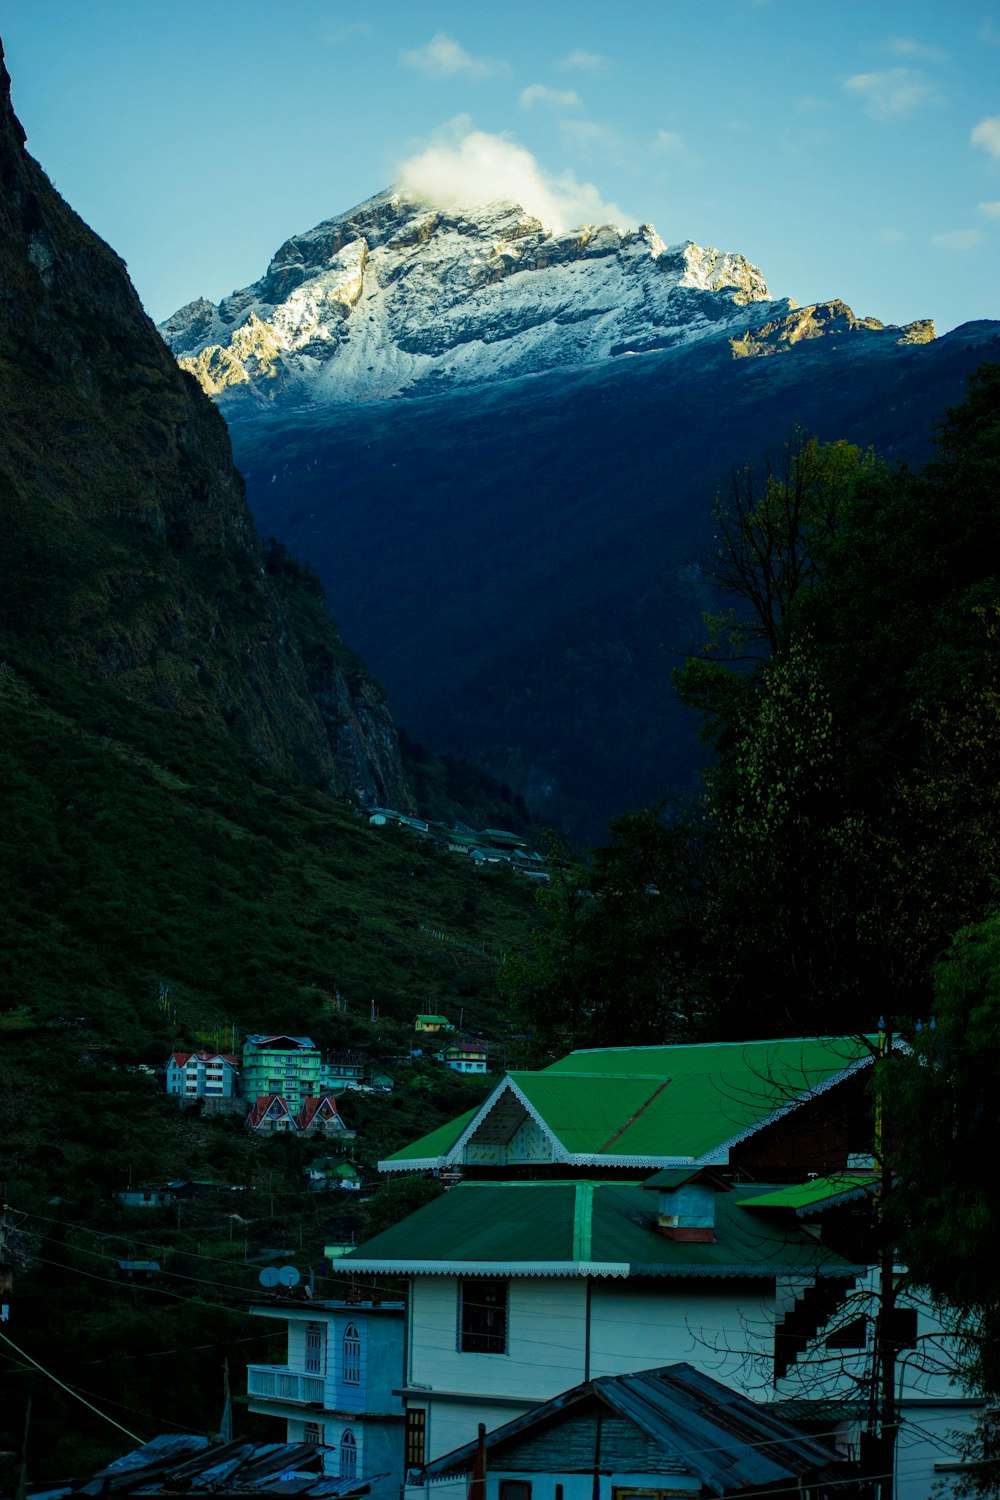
[
  {"xmin": 381, "ymin": 1036, "xmax": 875, "ymax": 1170},
  {"xmin": 329, "ymin": 1180, "xmax": 864, "ymax": 1279},
  {"xmin": 742, "ymin": 1173, "xmax": 880, "ymax": 1215},
  {"xmin": 386, "ymin": 1106, "xmax": 480, "ymax": 1164}
]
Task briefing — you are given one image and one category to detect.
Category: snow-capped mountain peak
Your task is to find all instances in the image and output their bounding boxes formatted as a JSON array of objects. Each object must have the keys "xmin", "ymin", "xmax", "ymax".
[{"xmin": 158, "ymin": 189, "xmax": 915, "ymax": 404}]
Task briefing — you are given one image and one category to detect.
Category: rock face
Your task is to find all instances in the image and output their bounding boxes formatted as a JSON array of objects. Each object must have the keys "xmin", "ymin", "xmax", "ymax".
[
  {"xmin": 163, "ymin": 190, "xmax": 925, "ymax": 404},
  {"xmin": 0, "ymin": 43, "xmax": 410, "ymax": 810}
]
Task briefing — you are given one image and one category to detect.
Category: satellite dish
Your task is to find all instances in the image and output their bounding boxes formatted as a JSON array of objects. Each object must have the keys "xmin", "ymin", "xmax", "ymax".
[
  {"xmin": 259, "ymin": 1266, "xmax": 280, "ymax": 1288},
  {"xmin": 278, "ymin": 1265, "xmax": 301, "ymax": 1287}
]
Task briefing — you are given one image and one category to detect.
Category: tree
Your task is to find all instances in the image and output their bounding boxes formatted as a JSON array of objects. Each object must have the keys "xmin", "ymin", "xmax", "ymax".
[{"xmin": 887, "ymin": 915, "xmax": 1000, "ymax": 1403}]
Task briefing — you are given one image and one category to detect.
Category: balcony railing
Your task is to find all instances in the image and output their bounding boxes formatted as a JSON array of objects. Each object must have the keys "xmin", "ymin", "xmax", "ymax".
[{"xmin": 247, "ymin": 1365, "xmax": 325, "ymax": 1405}]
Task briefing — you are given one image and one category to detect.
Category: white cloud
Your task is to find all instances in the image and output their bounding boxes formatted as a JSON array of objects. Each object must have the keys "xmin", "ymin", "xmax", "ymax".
[
  {"xmin": 843, "ymin": 67, "xmax": 939, "ymax": 118},
  {"xmin": 555, "ymin": 49, "xmax": 606, "ymax": 72},
  {"xmin": 652, "ymin": 129, "xmax": 686, "ymax": 154},
  {"xmin": 887, "ymin": 36, "xmax": 946, "ymax": 61},
  {"xmin": 979, "ymin": 200, "xmax": 1000, "ymax": 218},
  {"xmin": 930, "ymin": 228, "xmax": 984, "ymax": 250},
  {"xmin": 401, "ymin": 33, "xmax": 505, "ymax": 80},
  {"xmin": 971, "ymin": 117, "xmax": 1000, "ymax": 158},
  {"xmin": 878, "ymin": 227, "xmax": 906, "ymax": 244},
  {"xmin": 394, "ymin": 124, "xmax": 635, "ymax": 232},
  {"xmin": 519, "ymin": 84, "xmax": 581, "ymax": 111}
]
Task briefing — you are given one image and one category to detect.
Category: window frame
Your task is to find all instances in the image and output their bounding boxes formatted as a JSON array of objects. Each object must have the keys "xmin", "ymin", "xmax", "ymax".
[
  {"xmin": 343, "ymin": 1321, "xmax": 361, "ymax": 1384},
  {"xmin": 457, "ymin": 1277, "xmax": 509, "ymax": 1355}
]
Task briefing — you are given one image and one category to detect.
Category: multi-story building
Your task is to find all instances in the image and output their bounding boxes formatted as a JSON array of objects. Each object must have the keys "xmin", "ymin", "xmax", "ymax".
[
  {"xmin": 325, "ymin": 1035, "xmax": 981, "ymax": 1500},
  {"xmin": 165, "ymin": 1050, "xmax": 239, "ymax": 1099},
  {"xmin": 246, "ymin": 1298, "xmax": 405, "ymax": 1498},
  {"xmin": 242, "ymin": 1035, "xmax": 321, "ymax": 1113}
]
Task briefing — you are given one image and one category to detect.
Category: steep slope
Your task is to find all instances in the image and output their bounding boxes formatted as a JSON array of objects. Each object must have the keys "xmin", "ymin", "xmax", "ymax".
[
  {"xmin": 160, "ymin": 190, "xmax": 932, "ymax": 405},
  {"xmin": 156, "ymin": 187, "xmax": 995, "ymax": 842},
  {"xmin": 0, "ymin": 46, "xmax": 408, "ymax": 809}
]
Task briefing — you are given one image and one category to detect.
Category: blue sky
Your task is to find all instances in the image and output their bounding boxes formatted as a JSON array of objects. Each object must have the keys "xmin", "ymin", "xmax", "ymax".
[{"xmin": 3, "ymin": 0, "xmax": 999, "ymax": 332}]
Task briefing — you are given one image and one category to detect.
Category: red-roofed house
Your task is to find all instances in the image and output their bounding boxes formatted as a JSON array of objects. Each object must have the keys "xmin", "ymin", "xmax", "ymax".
[
  {"xmin": 247, "ymin": 1094, "xmax": 297, "ymax": 1133},
  {"xmin": 296, "ymin": 1095, "xmax": 356, "ymax": 1141}
]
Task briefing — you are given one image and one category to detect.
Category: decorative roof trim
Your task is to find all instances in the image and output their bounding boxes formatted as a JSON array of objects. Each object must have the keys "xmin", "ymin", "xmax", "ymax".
[
  {"xmin": 444, "ymin": 1077, "xmax": 572, "ymax": 1167},
  {"xmin": 327, "ymin": 1259, "xmax": 632, "ymax": 1279},
  {"xmin": 326, "ymin": 1257, "xmax": 867, "ymax": 1280},
  {"xmin": 704, "ymin": 1051, "xmax": 876, "ymax": 1161}
]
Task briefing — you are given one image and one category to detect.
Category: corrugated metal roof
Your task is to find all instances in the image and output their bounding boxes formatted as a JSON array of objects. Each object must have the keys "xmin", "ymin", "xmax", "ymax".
[
  {"xmin": 742, "ymin": 1174, "xmax": 880, "ymax": 1215},
  {"xmin": 382, "ymin": 1035, "xmax": 875, "ymax": 1169},
  {"xmin": 420, "ymin": 1362, "xmax": 845, "ymax": 1495},
  {"xmin": 329, "ymin": 1180, "xmax": 864, "ymax": 1278},
  {"xmin": 82, "ymin": 1437, "xmax": 372, "ymax": 1497},
  {"xmin": 387, "ymin": 1106, "xmax": 479, "ymax": 1162}
]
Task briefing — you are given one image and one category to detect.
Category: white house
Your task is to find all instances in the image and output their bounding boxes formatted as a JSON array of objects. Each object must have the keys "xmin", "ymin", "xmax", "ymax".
[
  {"xmin": 246, "ymin": 1298, "xmax": 406, "ymax": 1499},
  {"xmin": 325, "ymin": 1036, "xmax": 981, "ymax": 1500},
  {"xmin": 165, "ymin": 1050, "xmax": 239, "ymax": 1099}
]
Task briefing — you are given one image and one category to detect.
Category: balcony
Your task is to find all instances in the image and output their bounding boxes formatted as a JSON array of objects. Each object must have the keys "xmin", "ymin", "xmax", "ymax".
[{"xmin": 247, "ymin": 1365, "xmax": 325, "ymax": 1405}]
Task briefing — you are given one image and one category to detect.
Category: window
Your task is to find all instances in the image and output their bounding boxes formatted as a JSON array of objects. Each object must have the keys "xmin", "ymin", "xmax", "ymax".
[
  {"xmin": 343, "ymin": 1322, "xmax": 361, "ymax": 1384},
  {"xmin": 305, "ymin": 1321, "xmax": 325, "ymax": 1374},
  {"xmin": 500, "ymin": 1485, "xmax": 531, "ymax": 1500},
  {"xmin": 405, "ymin": 1408, "xmax": 426, "ymax": 1468},
  {"xmin": 339, "ymin": 1430, "xmax": 357, "ymax": 1479},
  {"xmin": 459, "ymin": 1278, "xmax": 508, "ymax": 1354},
  {"xmin": 303, "ymin": 1422, "xmax": 323, "ymax": 1446}
]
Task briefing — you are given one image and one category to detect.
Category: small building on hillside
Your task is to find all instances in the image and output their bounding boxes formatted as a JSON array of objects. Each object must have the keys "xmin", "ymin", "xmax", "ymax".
[
  {"xmin": 242, "ymin": 1035, "xmax": 321, "ymax": 1113},
  {"xmin": 165, "ymin": 1050, "xmax": 239, "ymax": 1100},
  {"xmin": 246, "ymin": 1298, "xmax": 406, "ymax": 1498},
  {"xmin": 247, "ymin": 1095, "xmax": 298, "ymax": 1134},
  {"xmin": 414, "ymin": 1015, "xmax": 454, "ymax": 1036},
  {"xmin": 322, "ymin": 1055, "xmax": 366, "ymax": 1090},
  {"xmin": 305, "ymin": 1158, "xmax": 363, "ymax": 1193},
  {"xmin": 296, "ymin": 1095, "xmax": 356, "ymax": 1140},
  {"xmin": 436, "ymin": 1040, "xmax": 488, "ymax": 1075}
]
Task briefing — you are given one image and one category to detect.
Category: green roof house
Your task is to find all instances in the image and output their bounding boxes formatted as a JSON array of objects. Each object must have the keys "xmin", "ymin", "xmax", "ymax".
[{"xmin": 326, "ymin": 1035, "xmax": 978, "ymax": 1495}]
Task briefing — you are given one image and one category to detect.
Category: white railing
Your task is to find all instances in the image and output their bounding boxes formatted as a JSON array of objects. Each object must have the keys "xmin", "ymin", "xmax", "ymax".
[{"xmin": 247, "ymin": 1365, "xmax": 324, "ymax": 1404}]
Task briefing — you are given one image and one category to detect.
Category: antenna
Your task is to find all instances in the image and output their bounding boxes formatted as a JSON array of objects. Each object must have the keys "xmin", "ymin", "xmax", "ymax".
[
  {"xmin": 278, "ymin": 1266, "xmax": 300, "ymax": 1288},
  {"xmin": 258, "ymin": 1266, "xmax": 280, "ymax": 1288}
]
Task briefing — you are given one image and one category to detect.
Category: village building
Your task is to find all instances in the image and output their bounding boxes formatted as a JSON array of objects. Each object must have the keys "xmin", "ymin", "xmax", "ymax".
[
  {"xmin": 414, "ymin": 1015, "xmax": 455, "ymax": 1036},
  {"xmin": 246, "ymin": 1298, "xmax": 406, "ymax": 1498},
  {"xmin": 242, "ymin": 1035, "xmax": 321, "ymax": 1113},
  {"xmin": 324, "ymin": 1036, "xmax": 978, "ymax": 1500},
  {"xmin": 165, "ymin": 1050, "xmax": 239, "ymax": 1100},
  {"xmin": 436, "ymin": 1040, "xmax": 488, "ymax": 1075},
  {"xmin": 409, "ymin": 1362, "xmax": 852, "ymax": 1500}
]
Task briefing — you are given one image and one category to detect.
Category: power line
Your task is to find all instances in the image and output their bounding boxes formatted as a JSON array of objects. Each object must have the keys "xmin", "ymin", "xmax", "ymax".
[{"xmin": 0, "ymin": 1328, "xmax": 144, "ymax": 1444}]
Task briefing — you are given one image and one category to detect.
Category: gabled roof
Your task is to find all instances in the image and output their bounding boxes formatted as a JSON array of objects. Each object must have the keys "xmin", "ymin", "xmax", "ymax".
[
  {"xmin": 297, "ymin": 1095, "xmax": 347, "ymax": 1129},
  {"xmin": 246, "ymin": 1094, "xmax": 294, "ymax": 1129},
  {"xmin": 380, "ymin": 1035, "xmax": 876, "ymax": 1171},
  {"xmin": 328, "ymin": 1179, "xmax": 865, "ymax": 1279},
  {"xmin": 421, "ymin": 1362, "xmax": 843, "ymax": 1495},
  {"xmin": 244, "ymin": 1034, "xmax": 316, "ymax": 1050}
]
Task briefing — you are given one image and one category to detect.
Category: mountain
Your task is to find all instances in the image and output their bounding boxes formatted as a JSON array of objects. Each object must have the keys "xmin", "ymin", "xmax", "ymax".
[
  {"xmin": 0, "ymin": 59, "xmax": 410, "ymax": 810},
  {"xmin": 160, "ymin": 189, "xmax": 933, "ymax": 403},
  {"xmin": 162, "ymin": 196, "xmax": 1000, "ymax": 844}
]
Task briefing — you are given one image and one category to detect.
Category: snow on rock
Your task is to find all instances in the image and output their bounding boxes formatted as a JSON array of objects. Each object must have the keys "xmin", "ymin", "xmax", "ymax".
[{"xmin": 159, "ymin": 189, "xmax": 791, "ymax": 404}]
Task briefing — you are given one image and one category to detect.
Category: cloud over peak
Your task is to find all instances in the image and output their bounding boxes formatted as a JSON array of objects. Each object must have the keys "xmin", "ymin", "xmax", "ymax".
[{"xmin": 394, "ymin": 124, "xmax": 634, "ymax": 234}]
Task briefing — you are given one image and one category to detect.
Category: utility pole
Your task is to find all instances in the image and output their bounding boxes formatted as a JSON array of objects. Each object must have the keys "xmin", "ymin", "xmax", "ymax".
[{"xmin": 868, "ymin": 1021, "xmax": 898, "ymax": 1500}]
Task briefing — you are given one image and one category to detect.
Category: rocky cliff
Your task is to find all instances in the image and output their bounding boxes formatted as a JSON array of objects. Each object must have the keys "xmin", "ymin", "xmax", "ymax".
[
  {"xmin": 0, "ymin": 43, "xmax": 410, "ymax": 810},
  {"xmin": 160, "ymin": 189, "xmax": 933, "ymax": 405}
]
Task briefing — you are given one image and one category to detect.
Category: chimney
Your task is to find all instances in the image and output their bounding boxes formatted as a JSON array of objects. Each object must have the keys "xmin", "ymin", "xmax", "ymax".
[{"xmin": 656, "ymin": 1180, "xmax": 717, "ymax": 1243}]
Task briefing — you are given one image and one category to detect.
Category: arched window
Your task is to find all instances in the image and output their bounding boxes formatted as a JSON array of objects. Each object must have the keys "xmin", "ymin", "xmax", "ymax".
[
  {"xmin": 343, "ymin": 1322, "xmax": 361, "ymax": 1384},
  {"xmin": 340, "ymin": 1429, "xmax": 357, "ymax": 1479}
]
